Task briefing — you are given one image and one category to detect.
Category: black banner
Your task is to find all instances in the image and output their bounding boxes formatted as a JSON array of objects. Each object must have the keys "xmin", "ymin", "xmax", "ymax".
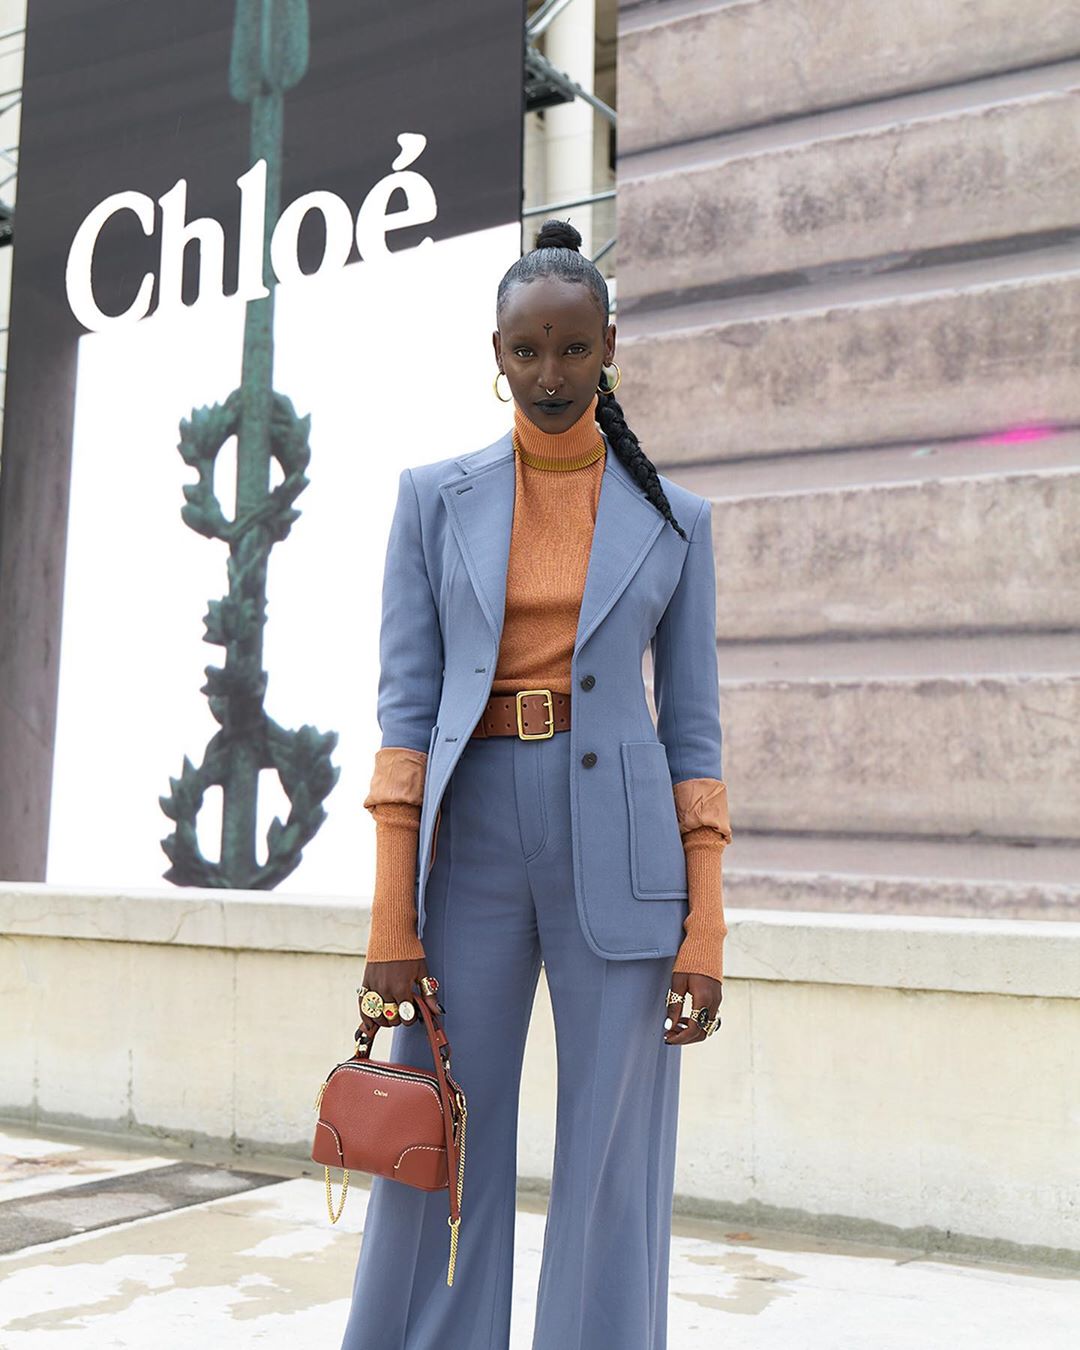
[{"xmin": 0, "ymin": 0, "xmax": 525, "ymax": 888}]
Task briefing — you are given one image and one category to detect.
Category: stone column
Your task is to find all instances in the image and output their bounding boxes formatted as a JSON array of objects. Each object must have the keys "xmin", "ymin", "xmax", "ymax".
[{"xmin": 544, "ymin": 0, "xmax": 597, "ymax": 255}]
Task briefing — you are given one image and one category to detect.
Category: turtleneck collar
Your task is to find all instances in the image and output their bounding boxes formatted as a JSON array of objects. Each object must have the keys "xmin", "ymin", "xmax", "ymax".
[{"xmin": 512, "ymin": 393, "xmax": 604, "ymax": 471}]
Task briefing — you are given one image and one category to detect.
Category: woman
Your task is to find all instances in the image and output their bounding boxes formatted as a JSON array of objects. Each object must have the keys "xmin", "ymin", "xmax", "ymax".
[{"xmin": 340, "ymin": 218, "xmax": 732, "ymax": 1350}]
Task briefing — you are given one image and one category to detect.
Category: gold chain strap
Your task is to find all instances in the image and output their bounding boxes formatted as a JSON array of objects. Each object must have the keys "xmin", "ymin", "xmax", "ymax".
[
  {"xmin": 315, "ymin": 1080, "xmax": 350, "ymax": 1225},
  {"xmin": 446, "ymin": 1091, "xmax": 468, "ymax": 1286},
  {"xmin": 325, "ymin": 1165, "xmax": 349, "ymax": 1223}
]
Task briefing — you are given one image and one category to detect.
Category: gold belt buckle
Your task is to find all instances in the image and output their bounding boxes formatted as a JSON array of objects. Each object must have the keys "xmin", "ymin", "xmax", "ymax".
[{"xmin": 515, "ymin": 688, "xmax": 554, "ymax": 740}]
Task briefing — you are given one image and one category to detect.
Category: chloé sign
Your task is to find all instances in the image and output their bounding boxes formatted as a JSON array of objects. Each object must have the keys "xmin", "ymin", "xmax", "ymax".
[{"xmin": 64, "ymin": 134, "xmax": 438, "ymax": 333}]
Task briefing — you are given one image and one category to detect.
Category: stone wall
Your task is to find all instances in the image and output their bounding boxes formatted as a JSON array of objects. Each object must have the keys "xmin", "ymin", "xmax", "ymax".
[
  {"xmin": 2, "ymin": 883, "xmax": 1078, "ymax": 1264},
  {"xmin": 619, "ymin": 0, "xmax": 1080, "ymax": 920}
]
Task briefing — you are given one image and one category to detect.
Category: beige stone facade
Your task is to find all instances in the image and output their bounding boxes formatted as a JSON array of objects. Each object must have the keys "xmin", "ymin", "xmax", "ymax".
[{"xmin": 618, "ymin": 0, "xmax": 1080, "ymax": 920}]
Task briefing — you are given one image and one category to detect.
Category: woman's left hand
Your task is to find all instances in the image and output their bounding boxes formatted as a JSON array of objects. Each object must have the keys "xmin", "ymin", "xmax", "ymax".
[{"xmin": 663, "ymin": 970, "xmax": 722, "ymax": 1045}]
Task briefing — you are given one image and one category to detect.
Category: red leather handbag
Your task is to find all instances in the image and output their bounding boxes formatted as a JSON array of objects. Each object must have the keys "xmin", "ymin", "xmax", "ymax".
[{"xmin": 311, "ymin": 990, "xmax": 468, "ymax": 1286}]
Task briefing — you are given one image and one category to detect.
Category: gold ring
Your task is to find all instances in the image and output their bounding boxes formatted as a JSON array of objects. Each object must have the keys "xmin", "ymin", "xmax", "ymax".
[
  {"xmin": 360, "ymin": 989, "xmax": 384, "ymax": 1020},
  {"xmin": 690, "ymin": 1006, "xmax": 719, "ymax": 1036}
]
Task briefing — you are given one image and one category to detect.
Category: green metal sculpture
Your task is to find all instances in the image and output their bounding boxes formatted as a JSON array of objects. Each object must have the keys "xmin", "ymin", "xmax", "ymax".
[{"xmin": 161, "ymin": 0, "xmax": 339, "ymax": 888}]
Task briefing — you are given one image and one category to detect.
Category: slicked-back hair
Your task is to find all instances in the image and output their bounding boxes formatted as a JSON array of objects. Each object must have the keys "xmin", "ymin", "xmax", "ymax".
[{"xmin": 496, "ymin": 218, "xmax": 688, "ymax": 540}]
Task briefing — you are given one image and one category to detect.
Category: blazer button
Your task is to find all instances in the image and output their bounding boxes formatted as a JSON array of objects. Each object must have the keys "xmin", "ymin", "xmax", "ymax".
[
  {"xmin": 581, "ymin": 751, "xmax": 597, "ymax": 767},
  {"xmin": 580, "ymin": 674, "xmax": 595, "ymax": 690}
]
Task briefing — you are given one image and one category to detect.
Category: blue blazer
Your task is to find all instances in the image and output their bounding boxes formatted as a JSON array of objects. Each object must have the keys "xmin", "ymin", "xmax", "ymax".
[{"xmin": 374, "ymin": 426, "xmax": 723, "ymax": 963}]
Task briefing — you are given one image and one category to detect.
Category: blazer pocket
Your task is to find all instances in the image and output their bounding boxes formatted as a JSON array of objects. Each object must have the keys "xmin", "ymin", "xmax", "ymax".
[{"xmin": 620, "ymin": 740, "xmax": 689, "ymax": 900}]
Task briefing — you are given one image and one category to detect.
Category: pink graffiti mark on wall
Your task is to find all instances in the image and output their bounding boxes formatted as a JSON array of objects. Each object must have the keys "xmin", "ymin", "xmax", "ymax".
[{"xmin": 978, "ymin": 423, "xmax": 1059, "ymax": 445}]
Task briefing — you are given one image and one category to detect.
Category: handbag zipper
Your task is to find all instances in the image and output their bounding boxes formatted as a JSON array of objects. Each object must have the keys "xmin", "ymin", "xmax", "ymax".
[{"xmin": 321, "ymin": 1061, "xmax": 447, "ymax": 1112}]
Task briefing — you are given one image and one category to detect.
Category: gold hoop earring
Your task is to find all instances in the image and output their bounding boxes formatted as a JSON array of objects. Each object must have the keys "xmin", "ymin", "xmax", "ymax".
[
  {"xmin": 598, "ymin": 361, "xmax": 621, "ymax": 395},
  {"xmin": 493, "ymin": 370, "xmax": 513, "ymax": 403}
]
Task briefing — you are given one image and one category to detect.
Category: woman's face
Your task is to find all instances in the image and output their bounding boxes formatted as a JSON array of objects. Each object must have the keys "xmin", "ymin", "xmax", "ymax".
[{"xmin": 493, "ymin": 275, "xmax": 616, "ymax": 434}]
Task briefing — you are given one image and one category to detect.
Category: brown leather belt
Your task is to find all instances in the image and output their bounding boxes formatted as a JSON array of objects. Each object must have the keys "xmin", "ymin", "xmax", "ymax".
[{"xmin": 471, "ymin": 687, "xmax": 572, "ymax": 739}]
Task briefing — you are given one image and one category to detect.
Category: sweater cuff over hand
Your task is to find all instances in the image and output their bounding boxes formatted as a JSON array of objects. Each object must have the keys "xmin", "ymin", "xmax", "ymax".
[
  {"xmin": 363, "ymin": 745, "xmax": 429, "ymax": 811},
  {"xmin": 363, "ymin": 746, "xmax": 429, "ymax": 962},
  {"xmin": 672, "ymin": 777, "xmax": 732, "ymax": 846},
  {"xmin": 671, "ymin": 778, "xmax": 732, "ymax": 983}
]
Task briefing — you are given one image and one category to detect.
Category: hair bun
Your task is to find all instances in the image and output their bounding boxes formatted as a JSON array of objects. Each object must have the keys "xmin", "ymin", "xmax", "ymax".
[{"xmin": 534, "ymin": 218, "xmax": 582, "ymax": 253}]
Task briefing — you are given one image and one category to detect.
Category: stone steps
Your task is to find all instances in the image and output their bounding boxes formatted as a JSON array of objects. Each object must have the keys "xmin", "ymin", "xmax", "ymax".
[
  {"xmin": 725, "ymin": 833, "xmax": 1080, "ymax": 923},
  {"xmin": 619, "ymin": 0, "xmax": 1080, "ymax": 152},
  {"xmin": 620, "ymin": 60, "xmax": 1080, "ymax": 303},
  {"xmin": 619, "ymin": 243, "xmax": 1080, "ymax": 460},
  {"xmin": 647, "ymin": 652, "xmax": 1080, "ymax": 843},
  {"xmin": 619, "ymin": 0, "xmax": 1080, "ymax": 920},
  {"xmin": 705, "ymin": 465, "xmax": 1080, "ymax": 639}
]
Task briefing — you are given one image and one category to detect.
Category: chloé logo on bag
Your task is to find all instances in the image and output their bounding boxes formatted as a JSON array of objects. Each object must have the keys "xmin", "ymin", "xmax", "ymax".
[{"xmin": 374, "ymin": 1088, "xmax": 389, "ymax": 1097}]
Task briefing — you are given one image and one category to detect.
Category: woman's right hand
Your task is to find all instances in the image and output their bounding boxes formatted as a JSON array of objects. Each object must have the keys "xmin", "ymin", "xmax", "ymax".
[{"xmin": 358, "ymin": 956, "xmax": 444, "ymax": 1041}]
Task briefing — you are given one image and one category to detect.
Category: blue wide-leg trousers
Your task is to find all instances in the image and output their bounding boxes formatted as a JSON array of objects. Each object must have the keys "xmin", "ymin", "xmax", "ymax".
[{"xmin": 339, "ymin": 726, "xmax": 682, "ymax": 1350}]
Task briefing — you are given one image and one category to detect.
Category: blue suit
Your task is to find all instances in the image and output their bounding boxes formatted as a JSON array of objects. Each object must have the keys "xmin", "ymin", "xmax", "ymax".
[
  {"xmin": 375, "ymin": 426, "xmax": 722, "ymax": 959},
  {"xmin": 341, "ymin": 426, "xmax": 721, "ymax": 1350}
]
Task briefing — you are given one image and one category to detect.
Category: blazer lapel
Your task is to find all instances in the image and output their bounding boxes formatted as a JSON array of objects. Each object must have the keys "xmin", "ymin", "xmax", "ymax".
[
  {"xmin": 437, "ymin": 431, "xmax": 517, "ymax": 648},
  {"xmin": 574, "ymin": 441, "xmax": 668, "ymax": 654},
  {"xmin": 438, "ymin": 428, "xmax": 669, "ymax": 658}
]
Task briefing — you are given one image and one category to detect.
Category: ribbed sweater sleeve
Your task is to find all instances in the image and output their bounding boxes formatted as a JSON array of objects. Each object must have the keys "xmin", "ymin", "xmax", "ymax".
[
  {"xmin": 362, "ymin": 746, "xmax": 428, "ymax": 961},
  {"xmin": 671, "ymin": 778, "xmax": 733, "ymax": 982}
]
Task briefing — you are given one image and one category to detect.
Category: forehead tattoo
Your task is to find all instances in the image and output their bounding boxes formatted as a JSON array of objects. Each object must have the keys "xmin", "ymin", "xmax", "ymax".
[{"xmin": 543, "ymin": 322, "xmax": 552, "ymax": 334}]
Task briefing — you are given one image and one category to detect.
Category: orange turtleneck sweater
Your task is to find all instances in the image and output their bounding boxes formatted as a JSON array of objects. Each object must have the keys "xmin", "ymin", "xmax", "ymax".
[{"xmin": 362, "ymin": 394, "xmax": 733, "ymax": 980}]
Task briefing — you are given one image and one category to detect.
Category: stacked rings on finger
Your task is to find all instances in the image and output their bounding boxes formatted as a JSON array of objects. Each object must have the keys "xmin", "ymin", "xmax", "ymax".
[
  {"xmin": 664, "ymin": 999, "xmax": 722, "ymax": 1037},
  {"xmin": 687, "ymin": 1004, "xmax": 721, "ymax": 1036},
  {"xmin": 357, "ymin": 983, "xmax": 427, "ymax": 1024},
  {"xmin": 361, "ymin": 977, "xmax": 432, "ymax": 1015}
]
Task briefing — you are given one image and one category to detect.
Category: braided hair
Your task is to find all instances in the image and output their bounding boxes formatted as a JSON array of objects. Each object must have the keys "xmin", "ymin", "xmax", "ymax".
[{"xmin": 496, "ymin": 218, "xmax": 688, "ymax": 540}]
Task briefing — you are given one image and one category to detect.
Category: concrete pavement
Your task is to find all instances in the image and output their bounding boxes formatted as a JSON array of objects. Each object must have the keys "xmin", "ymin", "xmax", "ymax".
[{"xmin": 1, "ymin": 1126, "xmax": 1076, "ymax": 1348}]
